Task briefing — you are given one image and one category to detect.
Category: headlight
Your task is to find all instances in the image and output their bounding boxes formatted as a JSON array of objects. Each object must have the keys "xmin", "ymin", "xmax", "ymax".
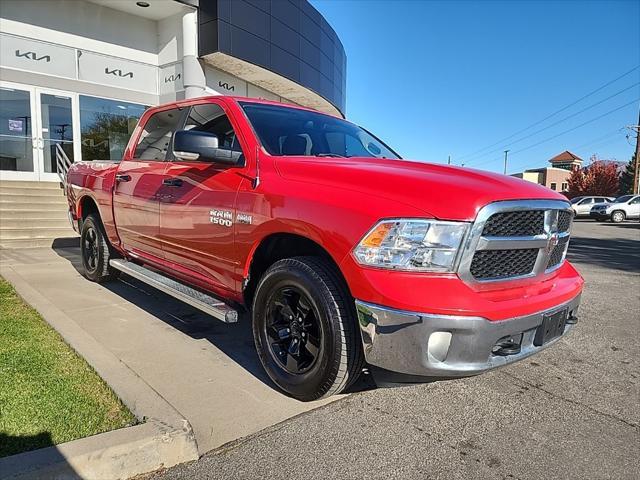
[{"xmin": 353, "ymin": 219, "xmax": 468, "ymax": 272}]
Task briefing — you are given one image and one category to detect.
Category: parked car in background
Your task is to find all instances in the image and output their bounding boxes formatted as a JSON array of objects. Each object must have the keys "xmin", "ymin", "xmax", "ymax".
[
  {"xmin": 570, "ymin": 196, "xmax": 615, "ymax": 217},
  {"xmin": 590, "ymin": 195, "xmax": 640, "ymax": 222}
]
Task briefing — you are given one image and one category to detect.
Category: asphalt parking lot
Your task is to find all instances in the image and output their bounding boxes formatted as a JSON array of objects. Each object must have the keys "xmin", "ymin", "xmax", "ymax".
[{"xmin": 149, "ymin": 219, "xmax": 640, "ymax": 480}]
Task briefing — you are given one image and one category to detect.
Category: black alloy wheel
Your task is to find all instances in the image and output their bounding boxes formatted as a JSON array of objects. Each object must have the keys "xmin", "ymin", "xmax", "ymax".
[
  {"xmin": 80, "ymin": 214, "xmax": 119, "ymax": 283},
  {"xmin": 252, "ymin": 256, "xmax": 364, "ymax": 401},
  {"xmin": 83, "ymin": 224, "xmax": 100, "ymax": 275},
  {"xmin": 265, "ymin": 286, "xmax": 322, "ymax": 374}
]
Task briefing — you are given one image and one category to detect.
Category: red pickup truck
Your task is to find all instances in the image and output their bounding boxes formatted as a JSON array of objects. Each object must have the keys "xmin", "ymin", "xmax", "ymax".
[{"xmin": 66, "ymin": 96, "xmax": 583, "ymax": 401}]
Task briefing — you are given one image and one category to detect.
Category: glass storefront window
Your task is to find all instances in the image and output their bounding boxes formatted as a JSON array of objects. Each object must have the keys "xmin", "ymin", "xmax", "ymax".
[
  {"xmin": 0, "ymin": 87, "xmax": 34, "ymax": 172},
  {"xmin": 80, "ymin": 96, "xmax": 147, "ymax": 162}
]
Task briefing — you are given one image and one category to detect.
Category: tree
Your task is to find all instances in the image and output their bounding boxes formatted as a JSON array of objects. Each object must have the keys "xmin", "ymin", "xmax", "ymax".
[
  {"xmin": 618, "ymin": 153, "xmax": 637, "ymax": 195},
  {"xmin": 567, "ymin": 156, "xmax": 620, "ymax": 197}
]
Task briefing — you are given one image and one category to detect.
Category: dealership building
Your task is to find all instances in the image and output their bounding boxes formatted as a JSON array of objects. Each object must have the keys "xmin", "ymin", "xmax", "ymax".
[
  {"xmin": 0, "ymin": 0, "xmax": 346, "ymax": 247},
  {"xmin": 0, "ymin": 0, "xmax": 346, "ymax": 180}
]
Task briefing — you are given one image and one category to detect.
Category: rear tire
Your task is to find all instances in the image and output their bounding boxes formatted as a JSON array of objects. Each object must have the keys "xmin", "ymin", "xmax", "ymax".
[
  {"xmin": 611, "ymin": 210, "xmax": 625, "ymax": 223},
  {"xmin": 81, "ymin": 214, "xmax": 120, "ymax": 283},
  {"xmin": 252, "ymin": 256, "xmax": 364, "ymax": 401}
]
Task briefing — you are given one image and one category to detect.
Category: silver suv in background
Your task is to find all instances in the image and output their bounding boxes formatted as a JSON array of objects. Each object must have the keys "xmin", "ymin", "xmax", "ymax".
[
  {"xmin": 590, "ymin": 195, "xmax": 640, "ymax": 222},
  {"xmin": 570, "ymin": 196, "xmax": 615, "ymax": 217}
]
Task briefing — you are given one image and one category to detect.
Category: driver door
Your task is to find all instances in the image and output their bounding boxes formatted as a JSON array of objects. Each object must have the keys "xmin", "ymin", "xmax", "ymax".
[{"xmin": 158, "ymin": 101, "xmax": 245, "ymax": 294}]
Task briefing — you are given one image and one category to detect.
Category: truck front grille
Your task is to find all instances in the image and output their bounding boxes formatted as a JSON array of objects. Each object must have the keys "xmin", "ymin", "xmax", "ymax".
[
  {"xmin": 546, "ymin": 236, "xmax": 570, "ymax": 269},
  {"xmin": 557, "ymin": 210, "xmax": 572, "ymax": 233},
  {"xmin": 458, "ymin": 200, "xmax": 574, "ymax": 284},
  {"xmin": 482, "ymin": 210, "xmax": 545, "ymax": 237},
  {"xmin": 470, "ymin": 249, "xmax": 539, "ymax": 280}
]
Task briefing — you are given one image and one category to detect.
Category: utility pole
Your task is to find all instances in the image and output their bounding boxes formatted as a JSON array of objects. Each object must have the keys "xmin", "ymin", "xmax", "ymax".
[
  {"xmin": 503, "ymin": 150, "xmax": 510, "ymax": 175},
  {"xmin": 447, "ymin": 155, "xmax": 451, "ymax": 165},
  {"xmin": 633, "ymin": 109, "xmax": 640, "ymax": 194}
]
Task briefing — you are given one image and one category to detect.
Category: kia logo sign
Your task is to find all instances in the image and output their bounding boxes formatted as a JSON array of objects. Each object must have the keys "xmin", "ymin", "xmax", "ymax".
[
  {"xmin": 218, "ymin": 81, "xmax": 235, "ymax": 92},
  {"xmin": 105, "ymin": 68, "xmax": 134, "ymax": 78},
  {"xmin": 15, "ymin": 50, "xmax": 51, "ymax": 62},
  {"xmin": 165, "ymin": 73, "xmax": 181, "ymax": 83}
]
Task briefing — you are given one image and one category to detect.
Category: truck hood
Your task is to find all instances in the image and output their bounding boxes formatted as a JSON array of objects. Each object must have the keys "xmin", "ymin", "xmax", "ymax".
[{"xmin": 274, "ymin": 156, "xmax": 566, "ymax": 221}]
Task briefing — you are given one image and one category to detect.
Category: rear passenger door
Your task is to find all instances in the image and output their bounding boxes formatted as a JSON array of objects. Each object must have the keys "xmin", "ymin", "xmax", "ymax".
[
  {"xmin": 628, "ymin": 196, "xmax": 640, "ymax": 218},
  {"xmin": 576, "ymin": 197, "xmax": 594, "ymax": 215},
  {"xmin": 158, "ymin": 101, "xmax": 246, "ymax": 295},
  {"xmin": 113, "ymin": 106, "xmax": 184, "ymax": 259}
]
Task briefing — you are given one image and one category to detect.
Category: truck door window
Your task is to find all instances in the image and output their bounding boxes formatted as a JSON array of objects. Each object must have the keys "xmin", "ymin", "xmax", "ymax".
[
  {"xmin": 134, "ymin": 108, "xmax": 182, "ymax": 160},
  {"xmin": 183, "ymin": 103, "xmax": 243, "ymax": 154}
]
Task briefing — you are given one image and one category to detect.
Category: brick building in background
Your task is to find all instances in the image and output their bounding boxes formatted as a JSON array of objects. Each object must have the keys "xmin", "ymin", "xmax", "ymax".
[{"xmin": 512, "ymin": 150, "xmax": 583, "ymax": 193}]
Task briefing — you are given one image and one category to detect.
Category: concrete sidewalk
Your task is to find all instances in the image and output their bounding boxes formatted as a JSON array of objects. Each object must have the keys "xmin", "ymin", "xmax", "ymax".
[{"xmin": 0, "ymin": 243, "xmax": 340, "ymax": 456}]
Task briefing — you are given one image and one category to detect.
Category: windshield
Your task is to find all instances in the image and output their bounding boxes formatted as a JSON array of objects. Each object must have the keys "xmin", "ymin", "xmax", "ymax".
[
  {"xmin": 239, "ymin": 102, "xmax": 401, "ymax": 159},
  {"xmin": 613, "ymin": 195, "xmax": 633, "ymax": 203},
  {"xmin": 570, "ymin": 197, "xmax": 584, "ymax": 204}
]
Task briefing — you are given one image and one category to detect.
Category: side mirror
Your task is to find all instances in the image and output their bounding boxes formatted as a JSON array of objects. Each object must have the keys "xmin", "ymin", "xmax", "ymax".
[{"xmin": 173, "ymin": 130, "xmax": 242, "ymax": 166}]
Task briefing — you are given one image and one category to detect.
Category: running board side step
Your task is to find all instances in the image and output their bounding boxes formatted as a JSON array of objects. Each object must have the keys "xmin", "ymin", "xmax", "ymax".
[{"xmin": 109, "ymin": 259, "xmax": 238, "ymax": 323}]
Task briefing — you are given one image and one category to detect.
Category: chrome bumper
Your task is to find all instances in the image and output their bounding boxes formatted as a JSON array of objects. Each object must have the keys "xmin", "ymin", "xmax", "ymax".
[{"xmin": 355, "ymin": 295, "xmax": 580, "ymax": 378}]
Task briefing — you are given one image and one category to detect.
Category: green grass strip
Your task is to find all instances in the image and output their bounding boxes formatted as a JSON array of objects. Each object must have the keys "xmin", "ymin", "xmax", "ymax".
[{"xmin": 0, "ymin": 277, "xmax": 136, "ymax": 458}]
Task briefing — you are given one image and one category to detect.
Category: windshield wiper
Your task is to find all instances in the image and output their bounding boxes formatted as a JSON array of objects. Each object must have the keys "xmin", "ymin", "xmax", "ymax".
[{"xmin": 315, "ymin": 153, "xmax": 347, "ymax": 158}]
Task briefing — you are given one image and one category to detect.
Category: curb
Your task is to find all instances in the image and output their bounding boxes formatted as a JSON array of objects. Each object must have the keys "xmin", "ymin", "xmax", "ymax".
[{"xmin": 0, "ymin": 265, "xmax": 200, "ymax": 479}]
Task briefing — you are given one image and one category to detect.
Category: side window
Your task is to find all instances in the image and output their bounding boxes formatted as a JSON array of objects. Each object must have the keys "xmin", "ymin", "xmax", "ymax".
[
  {"xmin": 594, "ymin": 198, "xmax": 605, "ymax": 203},
  {"xmin": 630, "ymin": 197, "xmax": 640, "ymax": 204},
  {"xmin": 183, "ymin": 103, "xmax": 243, "ymax": 153},
  {"xmin": 550, "ymin": 182, "xmax": 557, "ymax": 191},
  {"xmin": 134, "ymin": 108, "xmax": 182, "ymax": 160}
]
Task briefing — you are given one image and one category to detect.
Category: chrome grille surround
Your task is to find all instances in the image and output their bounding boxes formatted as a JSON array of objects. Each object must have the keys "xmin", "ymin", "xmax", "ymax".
[{"xmin": 457, "ymin": 200, "xmax": 573, "ymax": 288}]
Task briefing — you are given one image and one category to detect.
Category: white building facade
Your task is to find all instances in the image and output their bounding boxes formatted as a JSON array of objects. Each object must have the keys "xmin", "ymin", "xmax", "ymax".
[{"xmin": 0, "ymin": 0, "xmax": 346, "ymax": 182}]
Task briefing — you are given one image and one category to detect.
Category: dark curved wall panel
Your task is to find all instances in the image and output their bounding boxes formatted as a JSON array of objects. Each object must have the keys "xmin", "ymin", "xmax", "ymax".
[{"xmin": 198, "ymin": 0, "xmax": 346, "ymax": 115}]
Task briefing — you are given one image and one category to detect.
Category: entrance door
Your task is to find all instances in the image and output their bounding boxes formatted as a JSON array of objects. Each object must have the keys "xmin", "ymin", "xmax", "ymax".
[
  {"xmin": 34, "ymin": 87, "xmax": 79, "ymax": 182},
  {"xmin": 0, "ymin": 81, "xmax": 79, "ymax": 182}
]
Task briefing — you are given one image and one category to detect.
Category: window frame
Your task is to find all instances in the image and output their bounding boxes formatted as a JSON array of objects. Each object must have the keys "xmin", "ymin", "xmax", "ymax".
[
  {"xmin": 237, "ymin": 100, "xmax": 402, "ymax": 160},
  {"xmin": 132, "ymin": 106, "xmax": 187, "ymax": 162},
  {"xmin": 169, "ymin": 100, "xmax": 248, "ymax": 167}
]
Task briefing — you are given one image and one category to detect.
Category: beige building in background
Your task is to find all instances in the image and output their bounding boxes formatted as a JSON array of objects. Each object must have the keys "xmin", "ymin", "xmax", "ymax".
[{"xmin": 512, "ymin": 151, "xmax": 583, "ymax": 192}]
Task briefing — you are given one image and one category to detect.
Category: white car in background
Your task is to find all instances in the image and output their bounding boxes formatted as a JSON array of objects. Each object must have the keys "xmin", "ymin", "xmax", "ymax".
[
  {"xmin": 590, "ymin": 194, "xmax": 640, "ymax": 222},
  {"xmin": 570, "ymin": 196, "xmax": 615, "ymax": 217}
]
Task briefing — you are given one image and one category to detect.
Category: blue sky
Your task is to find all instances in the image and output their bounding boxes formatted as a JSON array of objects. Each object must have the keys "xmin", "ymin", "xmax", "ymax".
[{"xmin": 311, "ymin": 0, "xmax": 640, "ymax": 174}]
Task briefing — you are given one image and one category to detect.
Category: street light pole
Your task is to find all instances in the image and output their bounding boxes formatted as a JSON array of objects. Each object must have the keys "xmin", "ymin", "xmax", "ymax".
[{"xmin": 503, "ymin": 150, "xmax": 510, "ymax": 175}]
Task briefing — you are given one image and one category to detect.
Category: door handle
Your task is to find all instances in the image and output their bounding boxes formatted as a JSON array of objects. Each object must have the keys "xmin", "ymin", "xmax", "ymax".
[
  {"xmin": 163, "ymin": 178, "xmax": 183, "ymax": 187},
  {"xmin": 115, "ymin": 174, "xmax": 131, "ymax": 182}
]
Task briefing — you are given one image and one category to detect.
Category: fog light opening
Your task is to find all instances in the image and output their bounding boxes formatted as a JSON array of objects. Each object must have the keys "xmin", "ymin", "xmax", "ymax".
[
  {"xmin": 492, "ymin": 334, "xmax": 522, "ymax": 357},
  {"xmin": 427, "ymin": 331, "xmax": 452, "ymax": 363}
]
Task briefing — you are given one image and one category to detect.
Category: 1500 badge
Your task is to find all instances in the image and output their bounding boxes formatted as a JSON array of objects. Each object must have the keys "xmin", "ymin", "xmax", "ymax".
[{"xmin": 209, "ymin": 210, "xmax": 252, "ymax": 227}]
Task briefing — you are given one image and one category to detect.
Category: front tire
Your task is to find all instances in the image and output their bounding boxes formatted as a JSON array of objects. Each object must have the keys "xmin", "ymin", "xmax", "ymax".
[
  {"xmin": 81, "ymin": 214, "xmax": 120, "ymax": 283},
  {"xmin": 611, "ymin": 210, "xmax": 625, "ymax": 223},
  {"xmin": 252, "ymin": 256, "xmax": 364, "ymax": 401}
]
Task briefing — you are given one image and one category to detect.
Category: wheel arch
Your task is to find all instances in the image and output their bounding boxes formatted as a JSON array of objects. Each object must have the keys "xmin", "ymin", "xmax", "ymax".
[{"xmin": 243, "ymin": 232, "xmax": 352, "ymax": 309}]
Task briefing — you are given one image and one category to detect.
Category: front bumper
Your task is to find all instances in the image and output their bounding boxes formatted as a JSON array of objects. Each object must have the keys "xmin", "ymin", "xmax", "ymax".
[{"xmin": 355, "ymin": 294, "xmax": 580, "ymax": 378}]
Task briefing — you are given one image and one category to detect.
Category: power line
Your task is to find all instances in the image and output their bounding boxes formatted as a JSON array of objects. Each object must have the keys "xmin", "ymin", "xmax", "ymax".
[
  {"xmin": 471, "ymin": 98, "xmax": 639, "ymax": 169},
  {"xmin": 570, "ymin": 129, "xmax": 624, "ymax": 151},
  {"xmin": 516, "ymin": 137, "xmax": 626, "ymax": 173},
  {"xmin": 457, "ymin": 64, "xmax": 640, "ymax": 162},
  {"xmin": 464, "ymin": 82, "xmax": 639, "ymax": 166}
]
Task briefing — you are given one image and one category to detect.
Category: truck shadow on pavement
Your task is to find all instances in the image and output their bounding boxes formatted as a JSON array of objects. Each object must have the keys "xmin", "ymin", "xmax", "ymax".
[
  {"xmin": 52, "ymin": 242, "xmax": 374, "ymax": 396},
  {"xmin": 567, "ymin": 233, "xmax": 640, "ymax": 273}
]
